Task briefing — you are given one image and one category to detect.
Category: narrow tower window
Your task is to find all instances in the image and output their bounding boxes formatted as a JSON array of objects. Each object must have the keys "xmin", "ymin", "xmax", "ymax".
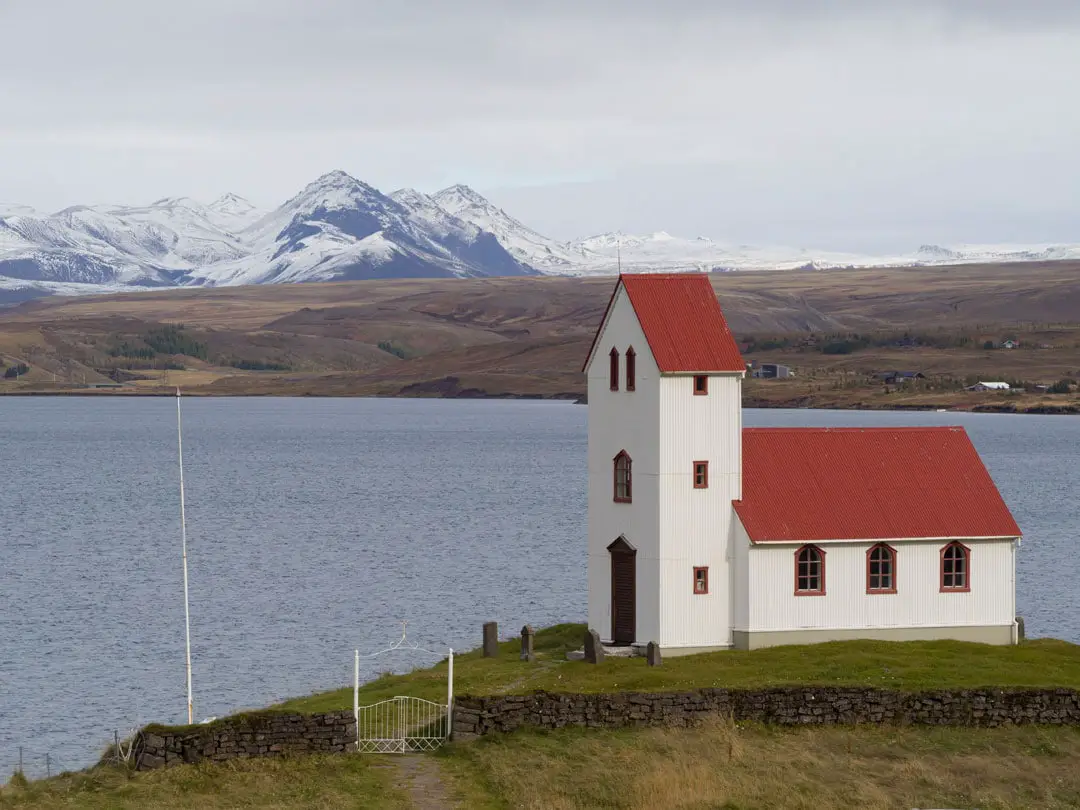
[
  {"xmin": 693, "ymin": 375, "xmax": 708, "ymax": 395},
  {"xmin": 693, "ymin": 567, "xmax": 709, "ymax": 594},
  {"xmin": 693, "ymin": 461, "xmax": 709, "ymax": 489},
  {"xmin": 609, "ymin": 348, "xmax": 620, "ymax": 391},
  {"xmin": 625, "ymin": 347, "xmax": 636, "ymax": 391},
  {"xmin": 795, "ymin": 545, "xmax": 825, "ymax": 595},
  {"xmin": 613, "ymin": 451, "xmax": 632, "ymax": 503}
]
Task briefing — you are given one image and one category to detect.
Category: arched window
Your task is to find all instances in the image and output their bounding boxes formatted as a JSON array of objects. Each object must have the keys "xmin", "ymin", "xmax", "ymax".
[
  {"xmin": 866, "ymin": 544, "xmax": 897, "ymax": 594},
  {"xmin": 941, "ymin": 542, "xmax": 970, "ymax": 591},
  {"xmin": 609, "ymin": 347, "xmax": 620, "ymax": 391},
  {"xmin": 795, "ymin": 545, "xmax": 825, "ymax": 595},
  {"xmin": 625, "ymin": 346, "xmax": 636, "ymax": 391},
  {"xmin": 613, "ymin": 451, "xmax": 632, "ymax": 503}
]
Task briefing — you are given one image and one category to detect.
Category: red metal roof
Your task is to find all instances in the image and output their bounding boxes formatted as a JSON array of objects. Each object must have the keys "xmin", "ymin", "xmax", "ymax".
[
  {"xmin": 734, "ymin": 427, "xmax": 1021, "ymax": 542},
  {"xmin": 583, "ymin": 274, "xmax": 745, "ymax": 373}
]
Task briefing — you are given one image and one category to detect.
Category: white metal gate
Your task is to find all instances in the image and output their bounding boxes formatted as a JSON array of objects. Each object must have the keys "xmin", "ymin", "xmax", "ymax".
[
  {"xmin": 353, "ymin": 623, "xmax": 454, "ymax": 754},
  {"xmin": 356, "ymin": 696, "xmax": 450, "ymax": 753}
]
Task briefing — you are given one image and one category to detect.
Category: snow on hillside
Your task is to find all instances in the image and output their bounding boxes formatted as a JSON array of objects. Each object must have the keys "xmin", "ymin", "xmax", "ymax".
[
  {"xmin": 206, "ymin": 193, "xmax": 263, "ymax": 231},
  {"xmin": 432, "ymin": 184, "xmax": 580, "ymax": 270},
  {"xmin": 560, "ymin": 231, "xmax": 886, "ymax": 275}
]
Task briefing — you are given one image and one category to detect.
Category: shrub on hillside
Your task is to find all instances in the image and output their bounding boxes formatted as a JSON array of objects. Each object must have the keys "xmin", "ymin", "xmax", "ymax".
[{"xmin": 3, "ymin": 363, "xmax": 29, "ymax": 379}]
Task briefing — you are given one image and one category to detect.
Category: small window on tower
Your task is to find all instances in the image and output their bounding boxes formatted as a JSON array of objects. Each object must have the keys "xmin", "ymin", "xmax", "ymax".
[
  {"xmin": 609, "ymin": 348, "xmax": 620, "ymax": 391},
  {"xmin": 625, "ymin": 347, "xmax": 636, "ymax": 391},
  {"xmin": 613, "ymin": 451, "xmax": 632, "ymax": 503},
  {"xmin": 693, "ymin": 567, "xmax": 709, "ymax": 594},
  {"xmin": 693, "ymin": 461, "xmax": 709, "ymax": 489},
  {"xmin": 693, "ymin": 375, "xmax": 708, "ymax": 395}
]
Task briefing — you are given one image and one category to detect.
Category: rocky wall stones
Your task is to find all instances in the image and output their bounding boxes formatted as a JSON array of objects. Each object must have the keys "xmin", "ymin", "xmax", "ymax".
[
  {"xmin": 134, "ymin": 711, "xmax": 357, "ymax": 770},
  {"xmin": 452, "ymin": 688, "xmax": 1080, "ymax": 738}
]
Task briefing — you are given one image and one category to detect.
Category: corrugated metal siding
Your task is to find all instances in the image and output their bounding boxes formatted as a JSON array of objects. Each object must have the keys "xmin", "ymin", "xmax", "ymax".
[
  {"xmin": 746, "ymin": 540, "xmax": 1016, "ymax": 632},
  {"xmin": 656, "ymin": 374, "xmax": 742, "ymax": 647},
  {"xmin": 732, "ymin": 517, "xmax": 751, "ymax": 630},
  {"xmin": 620, "ymin": 274, "xmax": 745, "ymax": 372},
  {"xmin": 734, "ymin": 427, "xmax": 1022, "ymax": 542},
  {"xmin": 586, "ymin": 288, "xmax": 661, "ymax": 642}
]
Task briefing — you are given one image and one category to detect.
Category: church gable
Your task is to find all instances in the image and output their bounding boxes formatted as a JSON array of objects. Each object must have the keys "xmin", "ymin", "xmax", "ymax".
[{"xmin": 583, "ymin": 274, "xmax": 745, "ymax": 374}]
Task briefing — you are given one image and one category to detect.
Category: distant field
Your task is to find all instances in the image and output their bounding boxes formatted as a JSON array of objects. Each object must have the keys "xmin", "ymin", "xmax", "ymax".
[{"xmin": 2, "ymin": 261, "xmax": 1080, "ymax": 405}]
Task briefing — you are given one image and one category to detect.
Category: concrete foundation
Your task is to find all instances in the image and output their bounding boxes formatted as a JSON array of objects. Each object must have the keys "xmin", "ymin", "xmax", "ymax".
[{"xmin": 732, "ymin": 623, "xmax": 1016, "ymax": 650}]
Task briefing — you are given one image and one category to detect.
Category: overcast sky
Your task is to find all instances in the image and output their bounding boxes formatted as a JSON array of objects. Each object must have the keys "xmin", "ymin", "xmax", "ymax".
[{"xmin": 1, "ymin": 0, "xmax": 1078, "ymax": 251}]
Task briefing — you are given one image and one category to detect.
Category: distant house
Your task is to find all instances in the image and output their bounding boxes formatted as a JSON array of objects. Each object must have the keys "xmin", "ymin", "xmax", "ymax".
[
  {"xmin": 967, "ymin": 381, "xmax": 1011, "ymax": 392},
  {"xmin": 751, "ymin": 363, "xmax": 793, "ymax": 379},
  {"xmin": 1000, "ymin": 340, "xmax": 1020, "ymax": 349},
  {"xmin": 874, "ymin": 370, "xmax": 925, "ymax": 384}
]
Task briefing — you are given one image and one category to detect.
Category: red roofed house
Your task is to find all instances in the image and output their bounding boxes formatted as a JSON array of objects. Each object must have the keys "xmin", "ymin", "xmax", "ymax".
[{"xmin": 583, "ymin": 273, "xmax": 1022, "ymax": 653}]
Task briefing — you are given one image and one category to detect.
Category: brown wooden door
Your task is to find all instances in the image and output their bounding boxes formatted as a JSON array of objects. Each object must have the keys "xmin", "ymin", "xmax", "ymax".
[{"xmin": 609, "ymin": 540, "xmax": 636, "ymax": 645}]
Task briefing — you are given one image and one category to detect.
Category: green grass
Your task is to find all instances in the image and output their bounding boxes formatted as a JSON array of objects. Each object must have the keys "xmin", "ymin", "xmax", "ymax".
[
  {"xmin": 439, "ymin": 722, "xmax": 1080, "ymax": 810},
  {"xmin": 0, "ymin": 755, "xmax": 409, "ymax": 810},
  {"xmin": 275, "ymin": 624, "xmax": 1080, "ymax": 715}
]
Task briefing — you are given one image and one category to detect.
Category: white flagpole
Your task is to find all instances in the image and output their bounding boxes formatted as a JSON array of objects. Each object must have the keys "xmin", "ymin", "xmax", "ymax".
[{"xmin": 177, "ymin": 387, "xmax": 194, "ymax": 724}]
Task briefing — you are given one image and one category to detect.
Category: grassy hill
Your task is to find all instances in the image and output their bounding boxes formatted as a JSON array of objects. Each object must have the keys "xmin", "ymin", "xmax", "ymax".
[{"xmin": 1, "ymin": 261, "xmax": 1079, "ymax": 408}]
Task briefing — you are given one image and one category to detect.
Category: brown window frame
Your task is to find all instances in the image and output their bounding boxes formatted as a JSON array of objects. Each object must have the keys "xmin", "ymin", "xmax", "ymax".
[
  {"xmin": 693, "ymin": 566, "xmax": 709, "ymax": 595},
  {"xmin": 693, "ymin": 375, "xmax": 708, "ymax": 395},
  {"xmin": 940, "ymin": 542, "xmax": 971, "ymax": 592},
  {"xmin": 866, "ymin": 543, "xmax": 897, "ymax": 595},
  {"xmin": 693, "ymin": 461, "xmax": 709, "ymax": 489},
  {"xmin": 609, "ymin": 347, "xmax": 620, "ymax": 391},
  {"xmin": 795, "ymin": 544, "xmax": 826, "ymax": 596},
  {"xmin": 625, "ymin": 346, "xmax": 636, "ymax": 391},
  {"xmin": 613, "ymin": 450, "xmax": 632, "ymax": 503}
]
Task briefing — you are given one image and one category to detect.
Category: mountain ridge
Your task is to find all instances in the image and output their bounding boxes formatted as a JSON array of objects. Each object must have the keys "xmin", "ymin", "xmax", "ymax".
[{"xmin": 2, "ymin": 170, "xmax": 1078, "ymax": 304}]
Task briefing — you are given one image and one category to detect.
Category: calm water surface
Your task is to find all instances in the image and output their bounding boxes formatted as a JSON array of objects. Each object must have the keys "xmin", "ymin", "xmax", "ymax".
[{"xmin": 0, "ymin": 398, "xmax": 1077, "ymax": 775}]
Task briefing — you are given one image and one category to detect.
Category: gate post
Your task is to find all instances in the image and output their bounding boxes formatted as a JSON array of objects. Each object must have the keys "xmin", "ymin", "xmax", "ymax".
[
  {"xmin": 447, "ymin": 648, "xmax": 454, "ymax": 740},
  {"xmin": 353, "ymin": 649, "xmax": 360, "ymax": 751}
]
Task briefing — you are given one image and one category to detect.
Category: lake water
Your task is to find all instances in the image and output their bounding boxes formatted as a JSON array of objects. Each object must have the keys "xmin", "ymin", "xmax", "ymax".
[{"xmin": 1, "ymin": 397, "xmax": 1077, "ymax": 777}]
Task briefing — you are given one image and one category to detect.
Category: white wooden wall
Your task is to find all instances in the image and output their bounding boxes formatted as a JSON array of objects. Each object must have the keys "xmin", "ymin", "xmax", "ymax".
[
  {"xmin": 656, "ymin": 374, "xmax": 742, "ymax": 648},
  {"xmin": 743, "ymin": 538, "xmax": 1017, "ymax": 632},
  {"xmin": 585, "ymin": 287, "xmax": 661, "ymax": 643}
]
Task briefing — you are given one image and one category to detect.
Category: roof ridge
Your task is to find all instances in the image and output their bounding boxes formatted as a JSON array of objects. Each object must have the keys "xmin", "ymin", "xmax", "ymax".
[{"xmin": 743, "ymin": 426, "xmax": 965, "ymax": 433}]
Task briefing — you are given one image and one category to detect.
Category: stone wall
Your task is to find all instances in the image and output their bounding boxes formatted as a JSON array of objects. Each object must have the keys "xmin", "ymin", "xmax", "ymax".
[
  {"xmin": 452, "ymin": 688, "xmax": 1080, "ymax": 738},
  {"xmin": 130, "ymin": 688, "xmax": 1080, "ymax": 770},
  {"xmin": 133, "ymin": 711, "xmax": 356, "ymax": 770}
]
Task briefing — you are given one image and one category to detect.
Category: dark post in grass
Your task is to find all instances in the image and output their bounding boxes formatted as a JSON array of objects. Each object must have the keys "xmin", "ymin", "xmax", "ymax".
[
  {"xmin": 483, "ymin": 622, "xmax": 499, "ymax": 658},
  {"xmin": 1016, "ymin": 616, "xmax": 1026, "ymax": 642},
  {"xmin": 646, "ymin": 641, "xmax": 662, "ymax": 667},
  {"xmin": 520, "ymin": 625, "xmax": 536, "ymax": 662}
]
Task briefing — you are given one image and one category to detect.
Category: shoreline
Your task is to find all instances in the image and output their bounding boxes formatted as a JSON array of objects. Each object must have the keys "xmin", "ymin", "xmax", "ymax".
[{"xmin": 1, "ymin": 387, "xmax": 1077, "ymax": 414}]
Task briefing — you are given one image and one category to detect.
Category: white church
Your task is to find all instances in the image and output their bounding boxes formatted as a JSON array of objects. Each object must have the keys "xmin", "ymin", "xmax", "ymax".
[{"xmin": 583, "ymin": 273, "xmax": 1023, "ymax": 653}]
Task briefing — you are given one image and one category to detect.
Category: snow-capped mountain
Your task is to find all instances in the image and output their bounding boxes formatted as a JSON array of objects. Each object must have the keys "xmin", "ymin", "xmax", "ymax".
[
  {"xmin": 186, "ymin": 171, "xmax": 532, "ymax": 286},
  {"xmin": 2, "ymin": 170, "xmax": 1078, "ymax": 305},
  {"xmin": 0, "ymin": 172, "xmax": 535, "ymax": 300},
  {"xmin": 432, "ymin": 184, "xmax": 580, "ymax": 271}
]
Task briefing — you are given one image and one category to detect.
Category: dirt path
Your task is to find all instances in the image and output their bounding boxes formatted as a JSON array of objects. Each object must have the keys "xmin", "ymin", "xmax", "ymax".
[{"xmin": 387, "ymin": 755, "xmax": 457, "ymax": 810}]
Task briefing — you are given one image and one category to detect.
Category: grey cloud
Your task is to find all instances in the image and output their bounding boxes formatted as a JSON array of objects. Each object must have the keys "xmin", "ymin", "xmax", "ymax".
[{"xmin": 0, "ymin": 0, "xmax": 1077, "ymax": 250}]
